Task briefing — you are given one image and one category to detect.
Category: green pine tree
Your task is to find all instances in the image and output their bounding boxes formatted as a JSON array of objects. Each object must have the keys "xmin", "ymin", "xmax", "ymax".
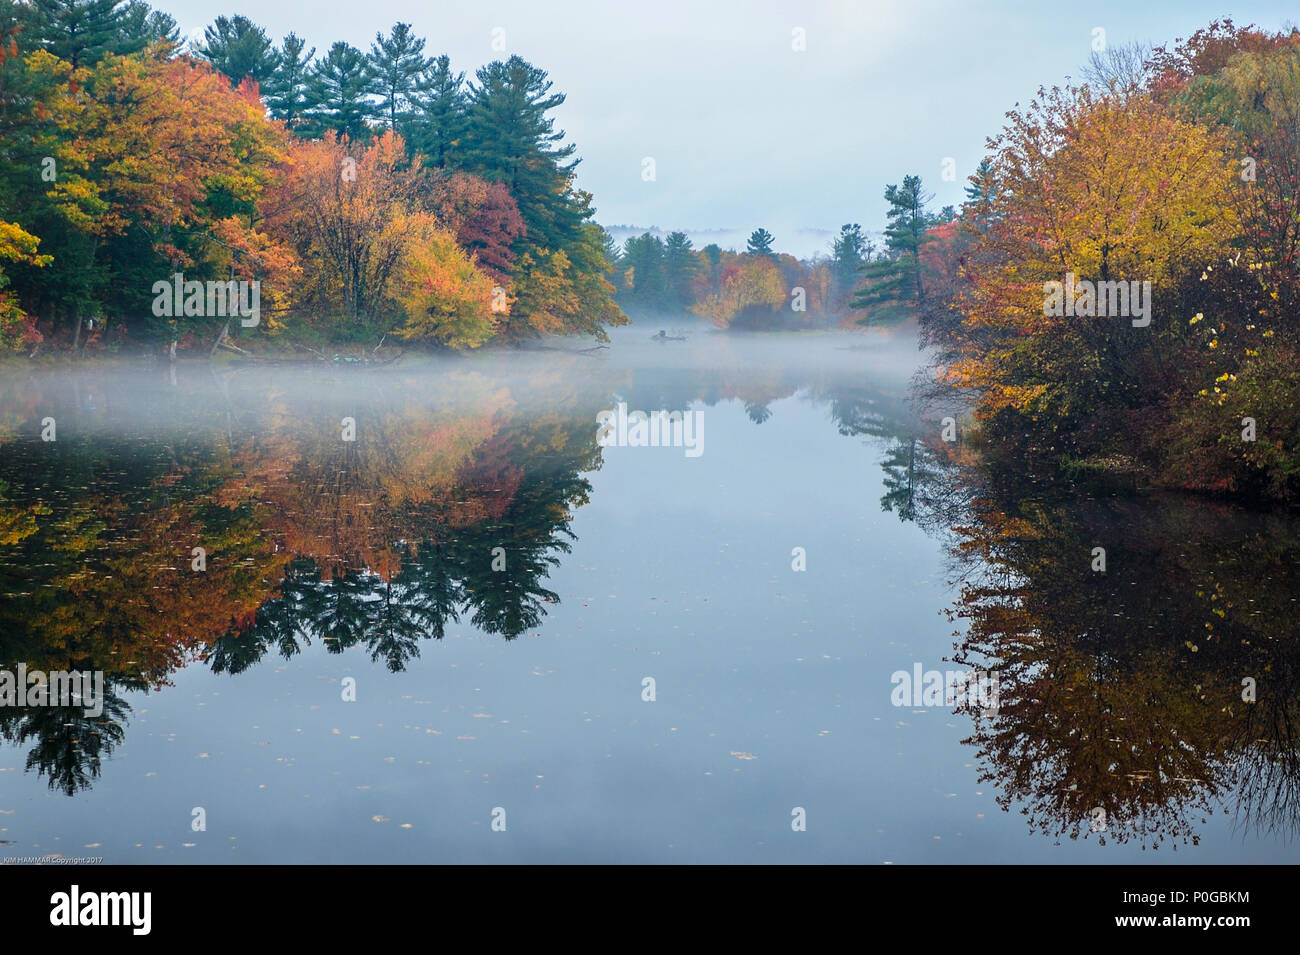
[
  {"xmin": 308, "ymin": 42, "xmax": 375, "ymax": 142},
  {"xmin": 600, "ymin": 229, "xmax": 622, "ymax": 277},
  {"xmin": 700, "ymin": 243, "xmax": 722, "ymax": 285},
  {"xmin": 663, "ymin": 231, "xmax": 699, "ymax": 309},
  {"xmin": 23, "ymin": 0, "xmax": 145, "ymax": 67},
  {"xmin": 458, "ymin": 56, "xmax": 581, "ymax": 252},
  {"xmin": 746, "ymin": 228, "xmax": 775, "ymax": 257},
  {"xmin": 194, "ymin": 15, "xmax": 280, "ymax": 88},
  {"xmin": 265, "ymin": 33, "xmax": 316, "ymax": 134},
  {"xmin": 831, "ymin": 223, "xmax": 867, "ymax": 291},
  {"xmin": 851, "ymin": 174, "xmax": 935, "ymax": 324},
  {"xmin": 366, "ymin": 22, "xmax": 430, "ymax": 136},
  {"xmin": 961, "ymin": 158, "xmax": 1000, "ymax": 232},
  {"xmin": 621, "ymin": 233, "xmax": 667, "ymax": 309},
  {"xmin": 118, "ymin": 1, "xmax": 178, "ymax": 47},
  {"xmin": 409, "ymin": 55, "xmax": 465, "ymax": 166}
]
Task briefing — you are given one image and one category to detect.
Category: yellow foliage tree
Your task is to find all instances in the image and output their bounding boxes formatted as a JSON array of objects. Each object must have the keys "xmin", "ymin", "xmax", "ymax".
[
  {"xmin": 691, "ymin": 255, "xmax": 786, "ymax": 327},
  {"xmin": 394, "ymin": 217, "xmax": 499, "ymax": 349},
  {"xmin": 952, "ymin": 86, "xmax": 1239, "ymax": 417}
]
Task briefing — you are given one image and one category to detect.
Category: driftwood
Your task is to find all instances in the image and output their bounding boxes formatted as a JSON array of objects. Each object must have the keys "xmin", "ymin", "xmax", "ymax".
[
  {"xmin": 215, "ymin": 339, "xmax": 403, "ymax": 366},
  {"xmin": 519, "ymin": 343, "xmax": 609, "ymax": 356}
]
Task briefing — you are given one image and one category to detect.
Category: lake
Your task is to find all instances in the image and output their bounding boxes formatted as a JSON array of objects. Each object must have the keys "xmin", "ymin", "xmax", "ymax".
[{"xmin": 0, "ymin": 324, "xmax": 1296, "ymax": 863}]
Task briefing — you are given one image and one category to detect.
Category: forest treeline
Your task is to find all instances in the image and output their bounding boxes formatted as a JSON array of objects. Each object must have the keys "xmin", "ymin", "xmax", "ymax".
[
  {"xmin": 905, "ymin": 20, "xmax": 1300, "ymax": 506},
  {"xmin": 616, "ymin": 18, "xmax": 1300, "ymax": 509},
  {"xmin": 608, "ymin": 202, "xmax": 958, "ymax": 330},
  {"xmin": 0, "ymin": 1, "xmax": 627, "ymax": 353}
]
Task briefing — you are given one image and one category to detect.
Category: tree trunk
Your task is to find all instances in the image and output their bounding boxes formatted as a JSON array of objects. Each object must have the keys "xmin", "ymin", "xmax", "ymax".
[{"xmin": 209, "ymin": 319, "xmax": 231, "ymax": 357}]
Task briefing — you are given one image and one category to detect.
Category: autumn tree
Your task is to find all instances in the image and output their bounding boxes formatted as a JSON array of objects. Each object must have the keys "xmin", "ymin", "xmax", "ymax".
[
  {"xmin": 393, "ymin": 221, "xmax": 497, "ymax": 349},
  {"xmin": 0, "ymin": 222, "xmax": 50, "ymax": 350},
  {"xmin": 263, "ymin": 131, "xmax": 436, "ymax": 329},
  {"xmin": 509, "ymin": 222, "xmax": 624, "ymax": 340},
  {"xmin": 691, "ymin": 253, "xmax": 785, "ymax": 328},
  {"xmin": 0, "ymin": 46, "xmax": 291, "ymax": 343},
  {"xmin": 0, "ymin": 12, "xmax": 626, "ymax": 351},
  {"xmin": 429, "ymin": 172, "xmax": 524, "ymax": 284},
  {"xmin": 944, "ymin": 84, "xmax": 1237, "ymax": 462}
]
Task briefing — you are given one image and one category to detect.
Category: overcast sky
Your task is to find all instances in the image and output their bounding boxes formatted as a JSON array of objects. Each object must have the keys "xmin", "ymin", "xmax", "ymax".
[{"xmin": 164, "ymin": 0, "xmax": 1297, "ymax": 257}]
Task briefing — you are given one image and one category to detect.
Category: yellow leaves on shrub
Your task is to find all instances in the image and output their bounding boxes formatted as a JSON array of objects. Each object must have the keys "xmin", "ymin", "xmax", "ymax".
[{"xmin": 394, "ymin": 221, "xmax": 498, "ymax": 349}]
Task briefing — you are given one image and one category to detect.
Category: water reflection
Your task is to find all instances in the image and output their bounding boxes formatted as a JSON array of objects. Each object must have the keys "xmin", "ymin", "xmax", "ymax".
[
  {"xmin": 0, "ymin": 340, "xmax": 921, "ymax": 795},
  {"xmin": 881, "ymin": 429, "xmax": 1300, "ymax": 848},
  {"xmin": 4, "ymin": 338, "xmax": 1296, "ymax": 859}
]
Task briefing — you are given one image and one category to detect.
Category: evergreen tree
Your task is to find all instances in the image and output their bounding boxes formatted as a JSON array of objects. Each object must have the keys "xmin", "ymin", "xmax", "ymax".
[
  {"xmin": 23, "ymin": 0, "xmax": 145, "ymax": 67},
  {"xmin": 746, "ymin": 228, "xmax": 775, "ymax": 257},
  {"xmin": 961, "ymin": 158, "xmax": 1000, "ymax": 231},
  {"xmin": 831, "ymin": 223, "xmax": 867, "ymax": 291},
  {"xmin": 367, "ymin": 22, "xmax": 430, "ymax": 136},
  {"xmin": 601, "ymin": 228, "xmax": 622, "ymax": 277},
  {"xmin": 409, "ymin": 55, "xmax": 465, "ymax": 166},
  {"xmin": 663, "ymin": 231, "xmax": 698, "ymax": 309},
  {"xmin": 194, "ymin": 15, "xmax": 280, "ymax": 88},
  {"xmin": 851, "ymin": 175, "xmax": 934, "ymax": 323},
  {"xmin": 308, "ymin": 42, "xmax": 375, "ymax": 142},
  {"xmin": 964, "ymin": 159, "xmax": 993, "ymax": 203},
  {"xmin": 118, "ymin": 1, "xmax": 178, "ymax": 47},
  {"xmin": 265, "ymin": 33, "xmax": 316, "ymax": 133},
  {"xmin": 621, "ymin": 233, "xmax": 666, "ymax": 309},
  {"xmin": 700, "ymin": 243, "xmax": 722, "ymax": 284},
  {"xmin": 458, "ymin": 56, "xmax": 581, "ymax": 251}
]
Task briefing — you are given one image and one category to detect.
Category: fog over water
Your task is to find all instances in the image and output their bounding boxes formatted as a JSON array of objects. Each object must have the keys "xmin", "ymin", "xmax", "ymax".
[{"xmin": 1, "ymin": 324, "xmax": 1297, "ymax": 862}]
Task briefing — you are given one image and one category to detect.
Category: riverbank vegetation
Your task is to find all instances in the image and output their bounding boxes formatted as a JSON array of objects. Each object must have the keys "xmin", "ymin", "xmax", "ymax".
[
  {"xmin": 920, "ymin": 21, "xmax": 1300, "ymax": 506},
  {"xmin": 0, "ymin": 2, "xmax": 626, "ymax": 355}
]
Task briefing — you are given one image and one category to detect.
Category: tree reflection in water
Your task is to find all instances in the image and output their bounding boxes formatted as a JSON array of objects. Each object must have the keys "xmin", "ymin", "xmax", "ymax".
[{"xmin": 872, "ymin": 421, "xmax": 1300, "ymax": 848}]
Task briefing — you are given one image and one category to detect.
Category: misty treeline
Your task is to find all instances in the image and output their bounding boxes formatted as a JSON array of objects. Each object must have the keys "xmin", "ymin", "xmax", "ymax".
[
  {"xmin": 609, "ymin": 197, "xmax": 958, "ymax": 330},
  {"xmin": 916, "ymin": 20, "xmax": 1300, "ymax": 505},
  {"xmin": 0, "ymin": 0, "xmax": 626, "ymax": 354}
]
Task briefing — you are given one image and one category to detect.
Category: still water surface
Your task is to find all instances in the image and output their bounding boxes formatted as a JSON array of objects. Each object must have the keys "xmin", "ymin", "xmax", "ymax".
[{"xmin": 0, "ymin": 326, "xmax": 1296, "ymax": 862}]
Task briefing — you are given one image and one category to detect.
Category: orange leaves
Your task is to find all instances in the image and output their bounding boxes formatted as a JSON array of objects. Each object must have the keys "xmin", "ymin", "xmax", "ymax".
[
  {"xmin": 947, "ymin": 84, "xmax": 1239, "ymax": 420},
  {"xmin": 64, "ymin": 54, "xmax": 287, "ymax": 239},
  {"xmin": 209, "ymin": 217, "xmax": 300, "ymax": 329},
  {"xmin": 690, "ymin": 253, "xmax": 785, "ymax": 327},
  {"xmin": 393, "ymin": 224, "xmax": 498, "ymax": 349},
  {"xmin": 262, "ymin": 131, "xmax": 436, "ymax": 323}
]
